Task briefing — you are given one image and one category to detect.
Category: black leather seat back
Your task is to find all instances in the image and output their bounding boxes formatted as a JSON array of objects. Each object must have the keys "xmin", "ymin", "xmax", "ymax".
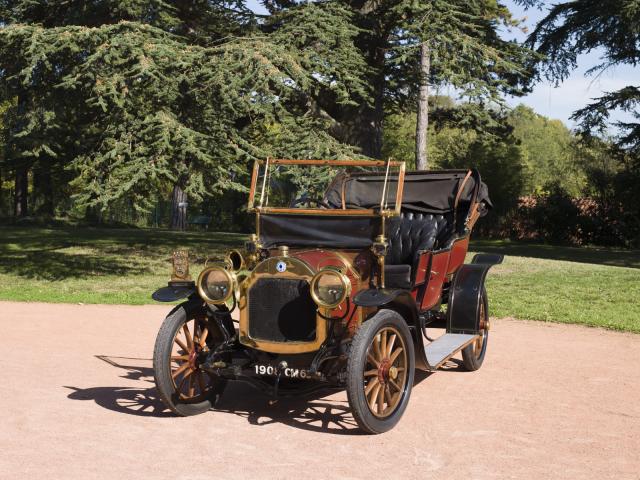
[{"xmin": 385, "ymin": 212, "xmax": 451, "ymax": 266}]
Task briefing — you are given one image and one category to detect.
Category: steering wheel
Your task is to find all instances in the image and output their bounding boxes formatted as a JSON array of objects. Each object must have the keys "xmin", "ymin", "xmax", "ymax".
[{"xmin": 289, "ymin": 197, "xmax": 332, "ymax": 209}]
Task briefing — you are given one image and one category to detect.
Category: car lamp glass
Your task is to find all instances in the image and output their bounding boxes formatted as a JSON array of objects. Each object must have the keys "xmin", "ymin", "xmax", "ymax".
[
  {"xmin": 310, "ymin": 269, "xmax": 351, "ymax": 308},
  {"xmin": 197, "ymin": 267, "xmax": 234, "ymax": 304}
]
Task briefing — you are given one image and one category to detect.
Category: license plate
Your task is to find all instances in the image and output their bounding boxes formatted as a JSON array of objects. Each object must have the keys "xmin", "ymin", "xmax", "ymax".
[{"xmin": 253, "ymin": 364, "xmax": 310, "ymax": 379}]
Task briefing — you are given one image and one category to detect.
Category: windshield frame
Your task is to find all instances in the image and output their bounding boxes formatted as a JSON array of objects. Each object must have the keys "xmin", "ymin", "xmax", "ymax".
[{"xmin": 247, "ymin": 158, "xmax": 407, "ymax": 217}]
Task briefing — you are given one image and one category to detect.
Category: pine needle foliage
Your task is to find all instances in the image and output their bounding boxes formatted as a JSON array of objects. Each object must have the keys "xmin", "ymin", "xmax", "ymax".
[
  {"xmin": 0, "ymin": 0, "xmax": 367, "ymax": 212},
  {"xmin": 388, "ymin": 0, "xmax": 537, "ymax": 106}
]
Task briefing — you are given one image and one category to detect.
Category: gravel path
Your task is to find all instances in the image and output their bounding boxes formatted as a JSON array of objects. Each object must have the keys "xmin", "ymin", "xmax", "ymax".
[{"xmin": 1, "ymin": 301, "xmax": 638, "ymax": 479}]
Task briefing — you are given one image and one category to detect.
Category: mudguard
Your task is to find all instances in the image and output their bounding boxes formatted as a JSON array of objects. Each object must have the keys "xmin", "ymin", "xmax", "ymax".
[
  {"xmin": 353, "ymin": 288, "xmax": 425, "ymax": 367},
  {"xmin": 152, "ymin": 284, "xmax": 196, "ymax": 302},
  {"xmin": 353, "ymin": 288, "xmax": 419, "ymax": 327},
  {"xmin": 446, "ymin": 253, "xmax": 503, "ymax": 334},
  {"xmin": 163, "ymin": 297, "xmax": 236, "ymax": 340}
]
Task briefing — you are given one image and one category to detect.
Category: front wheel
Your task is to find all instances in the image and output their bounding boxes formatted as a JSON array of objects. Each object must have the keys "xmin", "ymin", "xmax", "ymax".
[
  {"xmin": 461, "ymin": 288, "xmax": 489, "ymax": 371},
  {"xmin": 346, "ymin": 310, "xmax": 415, "ymax": 434},
  {"xmin": 153, "ymin": 304, "xmax": 227, "ymax": 416}
]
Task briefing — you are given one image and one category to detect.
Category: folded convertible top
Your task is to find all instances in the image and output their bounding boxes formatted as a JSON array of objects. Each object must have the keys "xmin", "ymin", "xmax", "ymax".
[{"xmin": 322, "ymin": 170, "xmax": 492, "ymax": 214}]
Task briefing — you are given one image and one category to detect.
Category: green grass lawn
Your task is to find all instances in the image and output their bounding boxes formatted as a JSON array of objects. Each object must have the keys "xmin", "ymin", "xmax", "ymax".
[
  {"xmin": 0, "ymin": 225, "xmax": 245, "ymax": 305},
  {"xmin": 1, "ymin": 226, "xmax": 638, "ymax": 332},
  {"xmin": 470, "ymin": 240, "xmax": 640, "ymax": 333}
]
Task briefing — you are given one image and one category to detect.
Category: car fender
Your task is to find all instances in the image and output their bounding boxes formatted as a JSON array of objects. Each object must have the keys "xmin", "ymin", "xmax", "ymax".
[
  {"xmin": 353, "ymin": 289, "xmax": 419, "ymax": 324},
  {"xmin": 152, "ymin": 284, "xmax": 196, "ymax": 302},
  {"xmin": 353, "ymin": 288, "xmax": 423, "ymax": 361},
  {"xmin": 447, "ymin": 253, "xmax": 503, "ymax": 334},
  {"xmin": 162, "ymin": 296, "xmax": 235, "ymax": 339}
]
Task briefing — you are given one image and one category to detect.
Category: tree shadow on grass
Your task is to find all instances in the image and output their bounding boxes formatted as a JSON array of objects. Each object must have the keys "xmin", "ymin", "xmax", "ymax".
[
  {"xmin": 470, "ymin": 239, "xmax": 640, "ymax": 269},
  {"xmin": 0, "ymin": 250, "xmax": 151, "ymax": 280},
  {"xmin": 0, "ymin": 225, "xmax": 244, "ymax": 252},
  {"xmin": 65, "ymin": 355, "xmax": 436, "ymax": 434},
  {"xmin": 0, "ymin": 225, "xmax": 244, "ymax": 280}
]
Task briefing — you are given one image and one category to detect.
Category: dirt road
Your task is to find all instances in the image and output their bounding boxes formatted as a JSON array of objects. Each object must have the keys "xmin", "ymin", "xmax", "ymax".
[{"xmin": 1, "ymin": 301, "xmax": 638, "ymax": 479}]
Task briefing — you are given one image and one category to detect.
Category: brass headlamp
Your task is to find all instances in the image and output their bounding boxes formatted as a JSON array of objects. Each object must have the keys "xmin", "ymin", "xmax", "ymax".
[
  {"xmin": 197, "ymin": 266, "xmax": 237, "ymax": 304},
  {"xmin": 225, "ymin": 249, "xmax": 246, "ymax": 271},
  {"xmin": 310, "ymin": 267, "xmax": 351, "ymax": 309}
]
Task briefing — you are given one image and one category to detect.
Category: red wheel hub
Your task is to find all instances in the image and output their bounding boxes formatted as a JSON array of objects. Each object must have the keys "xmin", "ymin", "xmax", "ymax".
[{"xmin": 378, "ymin": 359, "xmax": 390, "ymax": 383}]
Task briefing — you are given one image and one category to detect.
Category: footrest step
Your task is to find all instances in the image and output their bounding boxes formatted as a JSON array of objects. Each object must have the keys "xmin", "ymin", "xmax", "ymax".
[{"xmin": 424, "ymin": 333, "xmax": 477, "ymax": 370}]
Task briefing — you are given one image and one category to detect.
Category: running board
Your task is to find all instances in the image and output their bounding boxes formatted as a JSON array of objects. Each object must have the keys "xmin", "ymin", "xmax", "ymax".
[{"xmin": 424, "ymin": 333, "xmax": 478, "ymax": 371}]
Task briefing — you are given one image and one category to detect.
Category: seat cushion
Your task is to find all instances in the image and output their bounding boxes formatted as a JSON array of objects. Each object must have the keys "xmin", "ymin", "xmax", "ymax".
[
  {"xmin": 384, "ymin": 264, "xmax": 412, "ymax": 289},
  {"xmin": 386, "ymin": 212, "xmax": 449, "ymax": 266}
]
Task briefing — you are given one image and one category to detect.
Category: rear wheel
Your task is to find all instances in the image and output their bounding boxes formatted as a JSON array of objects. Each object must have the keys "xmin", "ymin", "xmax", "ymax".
[
  {"xmin": 346, "ymin": 310, "xmax": 415, "ymax": 434},
  {"xmin": 153, "ymin": 305, "xmax": 226, "ymax": 416},
  {"xmin": 461, "ymin": 288, "xmax": 489, "ymax": 371}
]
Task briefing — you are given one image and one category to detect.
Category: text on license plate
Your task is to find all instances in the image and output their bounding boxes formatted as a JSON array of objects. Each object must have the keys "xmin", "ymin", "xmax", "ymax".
[{"xmin": 253, "ymin": 364, "xmax": 310, "ymax": 378}]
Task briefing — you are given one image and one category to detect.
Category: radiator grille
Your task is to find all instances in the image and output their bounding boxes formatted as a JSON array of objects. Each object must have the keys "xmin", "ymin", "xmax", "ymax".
[{"xmin": 248, "ymin": 277, "xmax": 317, "ymax": 342}]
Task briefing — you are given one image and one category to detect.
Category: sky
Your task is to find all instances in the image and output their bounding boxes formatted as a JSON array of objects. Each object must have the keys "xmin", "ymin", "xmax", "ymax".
[
  {"xmin": 246, "ymin": 0, "xmax": 637, "ymax": 129},
  {"xmin": 502, "ymin": 1, "xmax": 636, "ymax": 129}
]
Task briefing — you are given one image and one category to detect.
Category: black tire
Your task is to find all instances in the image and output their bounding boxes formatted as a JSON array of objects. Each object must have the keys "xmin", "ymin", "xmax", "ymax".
[
  {"xmin": 461, "ymin": 288, "xmax": 489, "ymax": 371},
  {"xmin": 346, "ymin": 309, "xmax": 415, "ymax": 434},
  {"xmin": 153, "ymin": 304, "xmax": 227, "ymax": 416}
]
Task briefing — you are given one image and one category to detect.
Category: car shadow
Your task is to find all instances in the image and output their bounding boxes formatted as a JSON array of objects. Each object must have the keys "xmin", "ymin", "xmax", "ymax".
[
  {"xmin": 64, "ymin": 355, "xmax": 445, "ymax": 434},
  {"xmin": 64, "ymin": 355, "xmax": 173, "ymax": 418}
]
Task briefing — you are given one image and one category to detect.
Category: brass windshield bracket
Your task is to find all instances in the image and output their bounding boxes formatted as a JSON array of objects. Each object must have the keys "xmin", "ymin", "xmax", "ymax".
[{"xmin": 372, "ymin": 232, "xmax": 388, "ymax": 289}]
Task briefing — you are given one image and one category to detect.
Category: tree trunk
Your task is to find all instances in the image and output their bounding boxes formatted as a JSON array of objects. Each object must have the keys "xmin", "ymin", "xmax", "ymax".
[
  {"xmin": 33, "ymin": 163, "xmax": 54, "ymax": 216},
  {"xmin": 415, "ymin": 42, "xmax": 431, "ymax": 171},
  {"xmin": 84, "ymin": 205, "xmax": 102, "ymax": 224},
  {"xmin": 170, "ymin": 184, "xmax": 188, "ymax": 230},
  {"xmin": 335, "ymin": 73, "xmax": 384, "ymax": 158},
  {"xmin": 329, "ymin": 34, "xmax": 386, "ymax": 158},
  {"xmin": 14, "ymin": 165, "xmax": 29, "ymax": 218}
]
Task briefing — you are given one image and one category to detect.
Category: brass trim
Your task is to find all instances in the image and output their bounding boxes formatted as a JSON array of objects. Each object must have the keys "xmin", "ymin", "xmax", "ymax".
[
  {"xmin": 372, "ymin": 233, "xmax": 388, "ymax": 289},
  {"xmin": 395, "ymin": 161, "xmax": 406, "ymax": 215},
  {"xmin": 197, "ymin": 266, "xmax": 237, "ymax": 305},
  {"xmin": 171, "ymin": 250, "xmax": 191, "ymax": 282},
  {"xmin": 256, "ymin": 207, "xmax": 376, "ymax": 216},
  {"xmin": 330, "ymin": 250, "xmax": 363, "ymax": 282},
  {"xmin": 247, "ymin": 160, "xmax": 260, "ymax": 210},
  {"xmin": 247, "ymin": 158, "xmax": 407, "ymax": 218},
  {"xmin": 380, "ymin": 158, "xmax": 391, "ymax": 211},
  {"xmin": 310, "ymin": 267, "xmax": 352, "ymax": 309},
  {"xmin": 264, "ymin": 159, "xmax": 405, "ymax": 167},
  {"xmin": 225, "ymin": 249, "xmax": 246, "ymax": 271},
  {"xmin": 258, "ymin": 156, "xmax": 270, "ymax": 207},
  {"xmin": 239, "ymin": 256, "xmax": 328, "ymax": 354}
]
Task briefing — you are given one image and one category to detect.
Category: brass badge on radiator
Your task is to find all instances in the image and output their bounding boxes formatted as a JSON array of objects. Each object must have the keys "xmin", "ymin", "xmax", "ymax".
[{"xmin": 171, "ymin": 250, "xmax": 191, "ymax": 281}]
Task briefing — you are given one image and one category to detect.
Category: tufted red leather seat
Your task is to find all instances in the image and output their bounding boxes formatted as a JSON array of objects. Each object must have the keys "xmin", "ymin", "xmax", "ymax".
[{"xmin": 383, "ymin": 212, "xmax": 452, "ymax": 289}]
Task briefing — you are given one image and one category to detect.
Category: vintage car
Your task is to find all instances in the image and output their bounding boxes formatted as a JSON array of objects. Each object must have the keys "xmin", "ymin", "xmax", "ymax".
[{"xmin": 151, "ymin": 159, "xmax": 502, "ymax": 434}]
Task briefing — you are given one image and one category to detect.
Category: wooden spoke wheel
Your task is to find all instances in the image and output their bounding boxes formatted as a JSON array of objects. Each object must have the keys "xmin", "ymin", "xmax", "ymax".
[
  {"xmin": 363, "ymin": 326, "xmax": 408, "ymax": 418},
  {"xmin": 169, "ymin": 317, "xmax": 212, "ymax": 402},
  {"xmin": 346, "ymin": 310, "xmax": 415, "ymax": 434},
  {"xmin": 462, "ymin": 287, "xmax": 489, "ymax": 371},
  {"xmin": 153, "ymin": 304, "xmax": 226, "ymax": 416}
]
